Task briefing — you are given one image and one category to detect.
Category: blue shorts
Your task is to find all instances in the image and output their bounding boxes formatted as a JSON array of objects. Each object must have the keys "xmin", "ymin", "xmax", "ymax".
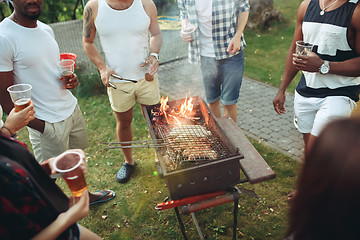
[{"xmin": 200, "ymin": 50, "xmax": 245, "ymax": 105}]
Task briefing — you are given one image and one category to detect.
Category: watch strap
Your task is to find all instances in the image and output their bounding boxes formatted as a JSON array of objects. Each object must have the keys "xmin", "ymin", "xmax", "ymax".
[{"xmin": 150, "ymin": 52, "xmax": 159, "ymax": 61}]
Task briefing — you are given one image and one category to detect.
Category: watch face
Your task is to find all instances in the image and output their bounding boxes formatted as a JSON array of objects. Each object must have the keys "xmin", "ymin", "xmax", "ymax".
[{"xmin": 320, "ymin": 63, "xmax": 329, "ymax": 74}]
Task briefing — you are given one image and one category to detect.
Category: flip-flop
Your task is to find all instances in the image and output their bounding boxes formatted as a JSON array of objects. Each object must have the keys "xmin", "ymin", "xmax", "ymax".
[{"xmin": 90, "ymin": 189, "xmax": 115, "ymax": 206}]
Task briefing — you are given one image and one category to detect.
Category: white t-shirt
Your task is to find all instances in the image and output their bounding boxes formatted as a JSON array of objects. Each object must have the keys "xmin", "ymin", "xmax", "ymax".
[
  {"xmin": 195, "ymin": 0, "xmax": 215, "ymax": 57},
  {"xmin": 0, "ymin": 18, "xmax": 77, "ymax": 123}
]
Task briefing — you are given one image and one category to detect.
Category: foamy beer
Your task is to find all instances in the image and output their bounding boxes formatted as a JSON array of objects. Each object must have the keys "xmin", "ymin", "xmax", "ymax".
[
  {"xmin": 53, "ymin": 151, "xmax": 88, "ymax": 198},
  {"xmin": 57, "ymin": 59, "xmax": 75, "ymax": 89},
  {"xmin": 7, "ymin": 84, "xmax": 32, "ymax": 112}
]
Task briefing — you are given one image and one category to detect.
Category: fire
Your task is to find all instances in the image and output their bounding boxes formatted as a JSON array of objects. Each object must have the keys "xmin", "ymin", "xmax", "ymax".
[{"xmin": 159, "ymin": 95, "xmax": 194, "ymax": 126}]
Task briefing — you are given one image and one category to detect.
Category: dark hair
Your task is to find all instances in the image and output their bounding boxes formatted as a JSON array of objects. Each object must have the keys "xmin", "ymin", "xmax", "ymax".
[{"xmin": 286, "ymin": 117, "xmax": 360, "ymax": 240}]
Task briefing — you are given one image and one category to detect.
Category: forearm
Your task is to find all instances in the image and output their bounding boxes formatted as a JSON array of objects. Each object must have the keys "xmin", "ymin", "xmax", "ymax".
[
  {"xmin": 150, "ymin": 33, "xmax": 162, "ymax": 54},
  {"xmin": 328, "ymin": 57, "xmax": 360, "ymax": 77},
  {"xmin": 280, "ymin": 44, "xmax": 299, "ymax": 92},
  {"xmin": 27, "ymin": 117, "xmax": 45, "ymax": 133},
  {"xmin": 234, "ymin": 11, "xmax": 249, "ymax": 39},
  {"xmin": 30, "ymin": 213, "xmax": 74, "ymax": 240},
  {"xmin": 83, "ymin": 42, "xmax": 107, "ymax": 72}
]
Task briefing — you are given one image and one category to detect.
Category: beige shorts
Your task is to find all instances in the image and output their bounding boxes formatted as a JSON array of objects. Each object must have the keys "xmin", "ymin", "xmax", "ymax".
[
  {"xmin": 107, "ymin": 74, "xmax": 160, "ymax": 113},
  {"xmin": 27, "ymin": 105, "xmax": 89, "ymax": 162}
]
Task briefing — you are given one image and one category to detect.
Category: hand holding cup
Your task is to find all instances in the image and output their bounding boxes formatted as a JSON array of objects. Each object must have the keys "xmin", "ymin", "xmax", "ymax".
[
  {"xmin": 7, "ymin": 84, "xmax": 32, "ymax": 112},
  {"xmin": 295, "ymin": 41, "xmax": 313, "ymax": 56},
  {"xmin": 180, "ymin": 20, "xmax": 197, "ymax": 43},
  {"xmin": 52, "ymin": 150, "xmax": 88, "ymax": 198},
  {"xmin": 58, "ymin": 59, "xmax": 78, "ymax": 89}
]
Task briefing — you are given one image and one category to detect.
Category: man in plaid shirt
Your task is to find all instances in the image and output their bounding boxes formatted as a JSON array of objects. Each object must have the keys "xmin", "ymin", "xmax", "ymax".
[{"xmin": 178, "ymin": 0, "xmax": 250, "ymax": 122}]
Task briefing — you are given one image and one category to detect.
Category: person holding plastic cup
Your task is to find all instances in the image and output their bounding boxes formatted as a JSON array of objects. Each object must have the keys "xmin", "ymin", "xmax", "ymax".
[
  {"xmin": 178, "ymin": 0, "xmax": 250, "ymax": 123},
  {"xmin": 272, "ymin": 0, "xmax": 360, "ymax": 201},
  {"xmin": 0, "ymin": 105, "xmax": 101, "ymax": 239},
  {"xmin": 0, "ymin": 0, "xmax": 115, "ymax": 205}
]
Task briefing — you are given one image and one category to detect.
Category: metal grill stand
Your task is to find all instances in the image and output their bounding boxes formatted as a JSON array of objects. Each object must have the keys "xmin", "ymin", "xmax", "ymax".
[{"xmin": 156, "ymin": 187, "xmax": 241, "ymax": 240}]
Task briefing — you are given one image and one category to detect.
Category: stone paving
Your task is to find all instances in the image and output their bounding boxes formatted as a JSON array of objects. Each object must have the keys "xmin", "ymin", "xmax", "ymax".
[{"xmin": 158, "ymin": 59, "xmax": 304, "ymax": 162}]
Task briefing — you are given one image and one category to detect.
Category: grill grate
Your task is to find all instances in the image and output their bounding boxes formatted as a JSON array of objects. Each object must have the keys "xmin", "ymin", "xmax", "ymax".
[{"xmin": 155, "ymin": 123, "xmax": 234, "ymax": 172}]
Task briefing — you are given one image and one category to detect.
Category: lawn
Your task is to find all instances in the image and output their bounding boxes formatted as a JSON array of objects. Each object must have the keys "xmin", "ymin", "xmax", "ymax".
[
  {"xmin": 15, "ymin": 0, "xmax": 305, "ymax": 239},
  {"xmin": 244, "ymin": 0, "xmax": 303, "ymax": 92}
]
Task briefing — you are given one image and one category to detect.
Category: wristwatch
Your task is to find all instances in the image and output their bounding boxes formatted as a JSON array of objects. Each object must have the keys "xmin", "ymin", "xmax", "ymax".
[
  {"xmin": 150, "ymin": 52, "xmax": 159, "ymax": 61},
  {"xmin": 319, "ymin": 60, "xmax": 330, "ymax": 74}
]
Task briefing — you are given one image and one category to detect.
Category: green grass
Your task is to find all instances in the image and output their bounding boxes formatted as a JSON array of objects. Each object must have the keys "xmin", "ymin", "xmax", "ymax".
[{"xmin": 244, "ymin": 0, "xmax": 303, "ymax": 93}]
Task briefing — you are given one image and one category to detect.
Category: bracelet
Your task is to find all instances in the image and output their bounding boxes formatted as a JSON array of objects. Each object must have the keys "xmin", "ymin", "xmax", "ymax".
[{"xmin": 1, "ymin": 126, "xmax": 17, "ymax": 138}]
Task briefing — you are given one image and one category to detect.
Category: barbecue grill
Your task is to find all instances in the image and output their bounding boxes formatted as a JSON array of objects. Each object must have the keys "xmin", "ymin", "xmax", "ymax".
[
  {"xmin": 100, "ymin": 95, "xmax": 275, "ymax": 239},
  {"xmin": 143, "ymin": 96, "xmax": 244, "ymax": 200}
]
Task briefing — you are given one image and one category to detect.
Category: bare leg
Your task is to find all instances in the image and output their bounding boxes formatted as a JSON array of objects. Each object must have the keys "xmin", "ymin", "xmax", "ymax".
[
  {"xmin": 79, "ymin": 225, "xmax": 102, "ymax": 240},
  {"xmin": 208, "ymin": 99, "xmax": 221, "ymax": 118},
  {"xmin": 303, "ymin": 133, "xmax": 317, "ymax": 158},
  {"xmin": 114, "ymin": 108, "xmax": 134, "ymax": 165},
  {"xmin": 223, "ymin": 104, "xmax": 237, "ymax": 122}
]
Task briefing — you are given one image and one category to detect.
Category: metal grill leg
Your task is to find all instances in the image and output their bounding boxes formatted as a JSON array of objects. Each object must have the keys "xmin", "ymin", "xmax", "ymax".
[
  {"xmin": 233, "ymin": 197, "xmax": 239, "ymax": 240},
  {"xmin": 191, "ymin": 212, "xmax": 205, "ymax": 240},
  {"xmin": 174, "ymin": 207, "xmax": 188, "ymax": 240}
]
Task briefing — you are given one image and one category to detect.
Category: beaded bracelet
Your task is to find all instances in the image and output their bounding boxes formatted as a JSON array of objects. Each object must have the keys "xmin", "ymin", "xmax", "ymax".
[{"xmin": 1, "ymin": 126, "xmax": 17, "ymax": 138}]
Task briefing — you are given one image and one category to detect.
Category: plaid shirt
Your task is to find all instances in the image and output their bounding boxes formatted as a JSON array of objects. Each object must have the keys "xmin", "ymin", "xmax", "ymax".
[
  {"xmin": 178, "ymin": 0, "xmax": 250, "ymax": 63},
  {"xmin": 0, "ymin": 157, "xmax": 78, "ymax": 240}
]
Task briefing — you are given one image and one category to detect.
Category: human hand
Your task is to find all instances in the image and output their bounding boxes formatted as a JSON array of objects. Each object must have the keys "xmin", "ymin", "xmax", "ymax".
[
  {"xmin": 49, "ymin": 149, "xmax": 87, "ymax": 175},
  {"xmin": 3, "ymin": 101, "xmax": 35, "ymax": 133},
  {"xmin": 292, "ymin": 52, "xmax": 323, "ymax": 72},
  {"xmin": 227, "ymin": 37, "xmax": 241, "ymax": 55},
  {"xmin": 273, "ymin": 91, "xmax": 286, "ymax": 115},
  {"xmin": 60, "ymin": 73, "xmax": 79, "ymax": 89},
  {"xmin": 180, "ymin": 29, "xmax": 192, "ymax": 43},
  {"xmin": 140, "ymin": 55, "xmax": 158, "ymax": 78},
  {"xmin": 99, "ymin": 66, "xmax": 116, "ymax": 87},
  {"xmin": 58, "ymin": 190, "xmax": 90, "ymax": 224}
]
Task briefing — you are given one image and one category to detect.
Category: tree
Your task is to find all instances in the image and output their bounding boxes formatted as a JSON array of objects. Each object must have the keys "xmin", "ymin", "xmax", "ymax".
[{"xmin": 248, "ymin": 0, "xmax": 282, "ymax": 29}]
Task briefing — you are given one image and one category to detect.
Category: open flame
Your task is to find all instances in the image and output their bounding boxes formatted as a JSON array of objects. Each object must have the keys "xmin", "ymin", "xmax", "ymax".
[{"xmin": 159, "ymin": 95, "xmax": 194, "ymax": 126}]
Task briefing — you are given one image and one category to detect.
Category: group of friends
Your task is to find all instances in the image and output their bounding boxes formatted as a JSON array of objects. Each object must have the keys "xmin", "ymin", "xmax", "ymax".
[{"xmin": 0, "ymin": 0, "xmax": 359, "ymax": 239}]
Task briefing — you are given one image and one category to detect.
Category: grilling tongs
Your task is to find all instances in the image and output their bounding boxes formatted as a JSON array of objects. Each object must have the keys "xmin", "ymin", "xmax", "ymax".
[
  {"xmin": 99, "ymin": 140, "xmax": 163, "ymax": 151},
  {"xmin": 111, "ymin": 74, "xmax": 137, "ymax": 83}
]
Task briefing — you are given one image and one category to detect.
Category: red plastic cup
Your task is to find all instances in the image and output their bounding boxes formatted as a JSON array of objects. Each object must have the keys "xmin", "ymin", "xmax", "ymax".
[{"xmin": 60, "ymin": 53, "xmax": 77, "ymax": 68}]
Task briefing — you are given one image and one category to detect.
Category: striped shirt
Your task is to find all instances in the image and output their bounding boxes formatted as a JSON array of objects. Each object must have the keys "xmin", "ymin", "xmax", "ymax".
[
  {"xmin": 296, "ymin": 0, "xmax": 360, "ymax": 101},
  {"xmin": 178, "ymin": 0, "xmax": 250, "ymax": 64}
]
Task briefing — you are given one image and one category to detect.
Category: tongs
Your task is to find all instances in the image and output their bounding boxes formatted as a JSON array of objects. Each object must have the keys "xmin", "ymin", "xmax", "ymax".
[
  {"xmin": 99, "ymin": 140, "xmax": 164, "ymax": 151},
  {"xmin": 111, "ymin": 74, "xmax": 138, "ymax": 83}
]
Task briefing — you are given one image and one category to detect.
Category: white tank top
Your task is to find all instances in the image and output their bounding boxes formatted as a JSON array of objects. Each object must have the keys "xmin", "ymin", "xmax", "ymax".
[{"xmin": 95, "ymin": 0, "xmax": 150, "ymax": 81}]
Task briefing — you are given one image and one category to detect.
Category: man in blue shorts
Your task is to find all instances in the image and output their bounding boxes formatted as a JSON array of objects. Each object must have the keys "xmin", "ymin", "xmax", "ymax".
[{"xmin": 178, "ymin": 0, "xmax": 250, "ymax": 122}]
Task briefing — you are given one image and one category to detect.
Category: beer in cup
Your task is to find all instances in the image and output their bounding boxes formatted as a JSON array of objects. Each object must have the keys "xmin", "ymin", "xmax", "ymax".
[
  {"xmin": 53, "ymin": 151, "xmax": 88, "ymax": 198},
  {"xmin": 57, "ymin": 59, "xmax": 75, "ymax": 89},
  {"xmin": 7, "ymin": 84, "xmax": 32, "ymax": 112}
]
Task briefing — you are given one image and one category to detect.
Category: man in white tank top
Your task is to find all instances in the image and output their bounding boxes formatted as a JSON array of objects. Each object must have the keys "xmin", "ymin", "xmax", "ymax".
[{"xmin": 83, "ymin": 0, "xmax": 162, "ymax": 183}]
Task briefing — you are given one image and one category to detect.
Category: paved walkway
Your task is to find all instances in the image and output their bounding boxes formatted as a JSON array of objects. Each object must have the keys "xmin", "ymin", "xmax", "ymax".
[{"xmin": 158, "ymin": 59, "xmax": 304, "ymax": 162}]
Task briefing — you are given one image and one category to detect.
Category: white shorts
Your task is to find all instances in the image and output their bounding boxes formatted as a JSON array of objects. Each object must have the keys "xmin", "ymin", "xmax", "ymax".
[
  {"xmin": 107, "ymin": 74, "xmax": 160, "ymax": 113},
  {"xmin": 294, "ymin": 91, "xmax": 356, "ymax": 136}
]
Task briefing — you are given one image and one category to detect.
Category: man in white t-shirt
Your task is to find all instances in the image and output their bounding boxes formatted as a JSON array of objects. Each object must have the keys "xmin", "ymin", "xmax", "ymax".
[
  {"xmin": 178, "ymin": 0, "xmax": 250, "ymax": 122},
  {"xmin": 0, "ymin": 0, "xmax": 114, "ymax": 205}
]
